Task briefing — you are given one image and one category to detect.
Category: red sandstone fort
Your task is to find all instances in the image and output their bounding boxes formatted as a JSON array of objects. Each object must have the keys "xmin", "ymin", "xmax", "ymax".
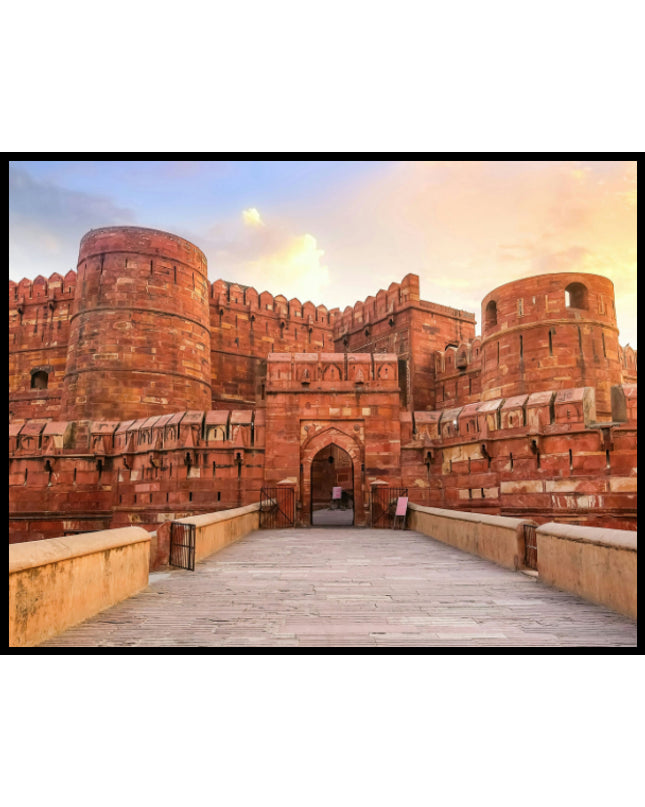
[{"xmin": 9, "ymin": 226, "xmax": 637, "ymax": 560}]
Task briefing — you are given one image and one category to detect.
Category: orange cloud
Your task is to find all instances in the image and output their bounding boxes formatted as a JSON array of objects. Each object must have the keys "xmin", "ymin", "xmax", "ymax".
[{"xmin": 311, "ymin": 160, "xmax": 637, "ymax": 345}]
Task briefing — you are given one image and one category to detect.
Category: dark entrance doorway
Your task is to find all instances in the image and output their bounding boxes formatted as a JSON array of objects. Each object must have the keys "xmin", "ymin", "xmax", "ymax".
[{"xmin": 310, "ymin": 443, "xmax": 354, "ymax": 526}]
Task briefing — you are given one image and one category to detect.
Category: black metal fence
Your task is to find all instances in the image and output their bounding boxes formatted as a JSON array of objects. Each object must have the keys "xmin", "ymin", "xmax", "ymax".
[
  {"xmin": 524, "ymin": 523, "xmax": 538, "ymax": 570},
  {"xmin": 371, "ymin": 487, "xmax": 408, "ymax": 528},
  {"xmin": 169, "ymin": 521, "xmax": 196, "ymax": 570},
  {"xmin": 259, "ymin": 487, "xmax": 295, "ymax": 528}
]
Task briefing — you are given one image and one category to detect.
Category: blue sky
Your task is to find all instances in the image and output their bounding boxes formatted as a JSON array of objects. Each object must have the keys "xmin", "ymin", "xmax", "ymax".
[{"xmin": 9, "ymin": 159, "xmax": 637, "ymax": 347}]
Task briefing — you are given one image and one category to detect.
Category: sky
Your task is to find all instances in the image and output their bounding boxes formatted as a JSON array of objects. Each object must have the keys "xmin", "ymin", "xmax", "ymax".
[{"xmin": 9, "ymin": 159, "xmax": 637, "ymax": 347}]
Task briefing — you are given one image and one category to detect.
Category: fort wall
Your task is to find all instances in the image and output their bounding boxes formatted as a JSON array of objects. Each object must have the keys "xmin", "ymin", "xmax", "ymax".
[
  {"xmin": 331, "ymin": 273, "xmax": 477, "ymax": 410},
  {"xmin": 401, "ymin": 384, "xmax": 637, "ymax": 529},
  {"xmin": 9, "ymin": 271, "xmax": 77, "ymax": 420},
  {"xmin": 208, "ymin": 279, "xmax": 338, "ymax": 406},
  {"xmin": 9, "ymin": 226, "xmax": 637, "ymax": 545},
  {"xmin": 60, "ymin": 227, "xmax": 213, "ymax": 420},
  {"xmin": 480, "ymin": 273, "xmax": 622, "ymax": 417},
  {"xmin": 264, "ymin": 352, "xmax": 402, "ymax": 525}
]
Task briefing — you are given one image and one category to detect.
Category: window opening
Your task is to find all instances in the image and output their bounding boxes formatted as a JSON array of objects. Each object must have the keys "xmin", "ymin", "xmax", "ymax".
[
  {"xmin": 565, "ymin": 282, "xmax": 588, "ymax": 309},
  {"xmin": 31, "ymin": 370, "xmax": 49, "ymax": 389},
  {"xmin": 485, "ymin": 300, "xmax": 497, "ymax": 328}
]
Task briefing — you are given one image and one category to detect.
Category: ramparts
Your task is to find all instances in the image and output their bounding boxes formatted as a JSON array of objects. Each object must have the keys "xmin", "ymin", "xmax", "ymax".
[
  {"xmin": 401, "ymin": 384, "xmax": 637, "ymax": 529},
  {"xmin": 8, "ymin": 227, "xmax": 637, "ymax": 544}
]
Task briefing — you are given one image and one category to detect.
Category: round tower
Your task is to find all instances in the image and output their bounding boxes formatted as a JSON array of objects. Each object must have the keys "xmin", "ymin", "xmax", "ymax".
[
  {"xmin": 480, "ymin": 272, "xmax": 621, "ymax": 417},
  {"xmin": 61, "ymin": 226, "xmax": 212, "ymax": 421}
]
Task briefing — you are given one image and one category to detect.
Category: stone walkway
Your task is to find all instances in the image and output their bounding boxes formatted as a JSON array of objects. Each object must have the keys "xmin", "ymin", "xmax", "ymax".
[{"xmin": 41, "ymin": 528, "xmax": 637, "ymax": 647}]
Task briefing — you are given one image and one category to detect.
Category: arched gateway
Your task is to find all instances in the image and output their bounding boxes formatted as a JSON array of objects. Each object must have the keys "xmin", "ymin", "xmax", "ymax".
[
  {"xmin": 310, "ymin": 444, "xmax": 354, "ymax": 525},
  {"xmin": 300, "ymin": 427, "xmax": 364, "ymax": 526}
]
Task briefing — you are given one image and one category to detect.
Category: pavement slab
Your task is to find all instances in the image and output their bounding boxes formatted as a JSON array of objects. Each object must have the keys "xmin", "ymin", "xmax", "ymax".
[{"xmin": 39, "ymin": 527, "xmax": 637, "ymax": 648}]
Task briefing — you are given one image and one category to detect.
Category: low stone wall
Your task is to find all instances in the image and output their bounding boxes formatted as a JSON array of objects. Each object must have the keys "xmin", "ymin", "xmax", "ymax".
[
  {"xmin": 175, "ymin": 503, "xmax": 260, "ymax": 563},
  {"xmin": 9, "ymin": 527, "xmax": 151, "ymax": 648},
  {"xmin": 536, "ymin": 523, "xmax": 637, "ymax": 619},
  {"xmin": 408, "ymin": 504, "xmax": 532, "ymax": 571}
]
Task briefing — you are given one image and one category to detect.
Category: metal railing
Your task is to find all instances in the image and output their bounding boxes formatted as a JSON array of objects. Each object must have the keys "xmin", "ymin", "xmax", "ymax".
[
  {"xmin": 259, "ymin": 487, "xmax": 295, "ymax": 528},
  {"xmin": 169, "ymin": 522, "xmax": 196, "ymax": 570},
  {"xmin": 371, "ymin": 487, "xmax": 408, "ymax": 528}
]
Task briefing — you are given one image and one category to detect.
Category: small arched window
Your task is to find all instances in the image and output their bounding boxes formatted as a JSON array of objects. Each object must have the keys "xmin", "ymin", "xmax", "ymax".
[
  {"xmin": 31, "ymin": 370, "xmax": 48, "ymax": 390},
  {"xmin": 485, "ymin": 300, "xmax": 497, "ymax": 328},
  {"xmin": 565, "ymin": 282, "xmax": 588, "ymax": 309}
]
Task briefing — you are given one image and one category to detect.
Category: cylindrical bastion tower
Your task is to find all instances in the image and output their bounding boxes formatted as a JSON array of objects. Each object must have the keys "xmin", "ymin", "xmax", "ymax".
[
  {"xmin": 480, "ymin": 272, "xmax": 622, "ymax": 417},
  {"xmin": 61, "ymin": 226, "xmax": 212, "ymax": 421}
]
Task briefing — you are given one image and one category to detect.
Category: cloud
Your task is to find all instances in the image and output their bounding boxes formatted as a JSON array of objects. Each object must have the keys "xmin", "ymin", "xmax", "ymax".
[
  {"xmin": 9, "ymin": 164, "xmax": 135, "ymax": 279},
  {"xmin": 242, "ymin": 207, "xmax": 264, "ymax": 227},
  {"xmin": 198, "ymin": 210, "xmax": 331, "ymax": 304},
  {"xmin": 248, "ymin": 233, "xmax": 330, "ymax": 301}
]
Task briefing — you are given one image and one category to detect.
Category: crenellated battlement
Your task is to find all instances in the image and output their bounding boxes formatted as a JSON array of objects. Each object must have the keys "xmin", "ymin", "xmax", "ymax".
[
  {"xmin": 10, "ymin": 271, "xmax": 77, "ymax": 304},
  {"xmin": 209, "ymin": 278, "xmax": 341, "ymax": 325},
  {"xmin": 332, "ymin": 273, "xmax": 421, "ymax": 336}
]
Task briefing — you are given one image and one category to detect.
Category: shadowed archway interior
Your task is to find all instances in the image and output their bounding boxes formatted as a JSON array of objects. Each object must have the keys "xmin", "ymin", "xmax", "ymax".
[{"xmin": 310, "ymin": 443, "xmax": 354, "ymax": 526}]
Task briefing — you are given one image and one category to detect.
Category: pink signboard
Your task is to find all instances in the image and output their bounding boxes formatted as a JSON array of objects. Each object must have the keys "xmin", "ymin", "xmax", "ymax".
[
  {"xmin": 395, "ymin": 497, "xmax": 408, "ymax": 516},
  {"xmin": 332, "ymin": 486, "xmax": 342, "ymax": 500}
]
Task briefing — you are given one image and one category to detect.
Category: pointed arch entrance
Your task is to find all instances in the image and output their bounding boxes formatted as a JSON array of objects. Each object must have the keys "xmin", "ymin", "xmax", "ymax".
[
  {"xmin": 310, "ymin": 444, "xmax": 354, "ymax": 525},
  {"xmin": 300, "ymin": 427, "xmax": 364, "ymax": 526}
]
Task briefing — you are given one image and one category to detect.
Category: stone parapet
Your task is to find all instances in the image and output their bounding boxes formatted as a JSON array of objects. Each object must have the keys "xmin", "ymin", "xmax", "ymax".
[
  {"xmin": 9, "ymin": 526, "xmax": 150, "ymax": 647},
  {"xmin": 536, "ymin": 522, "xmax": 637, "ymax": 619},
  {"xmin": 408, "ymin": 503, "xmax": 532, "ymax": 571},
  {"xmin": 173, "ymin": 503, "xmax": 260, "ymax": 563}
]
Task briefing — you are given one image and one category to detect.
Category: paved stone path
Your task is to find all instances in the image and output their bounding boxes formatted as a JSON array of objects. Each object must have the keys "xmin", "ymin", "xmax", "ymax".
[{"xmin": 41, "ymin": 528, "xmax": 637, "ymax": 647}]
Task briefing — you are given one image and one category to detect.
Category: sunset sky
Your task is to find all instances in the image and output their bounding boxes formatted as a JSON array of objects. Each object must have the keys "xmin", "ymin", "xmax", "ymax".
[{"xmin": 9, "ymin": 159, "xmax": 637, "ymax": 347}]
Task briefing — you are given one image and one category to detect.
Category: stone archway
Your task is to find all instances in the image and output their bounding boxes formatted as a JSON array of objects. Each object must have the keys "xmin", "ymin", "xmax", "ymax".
[
  {"xmin": 310, "ymin": 443, "xmax": 354, "ymax": 526},
  {"xmin": 300, "ymin": 427, "xmax": 364, "ymax": 526}
]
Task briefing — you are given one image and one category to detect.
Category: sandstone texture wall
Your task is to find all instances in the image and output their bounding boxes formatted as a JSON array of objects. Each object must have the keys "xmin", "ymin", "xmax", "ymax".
[
  {"xmin": 480, "ymin": 273, "xmax": 621, "ymax": 417},
  {"xmin": 61, "ymin": 227, "xmax": 212, "ymax": 420},
  {"xmin": 9, "ymin": 226, "xmax": 637, "ymax": 547}
]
